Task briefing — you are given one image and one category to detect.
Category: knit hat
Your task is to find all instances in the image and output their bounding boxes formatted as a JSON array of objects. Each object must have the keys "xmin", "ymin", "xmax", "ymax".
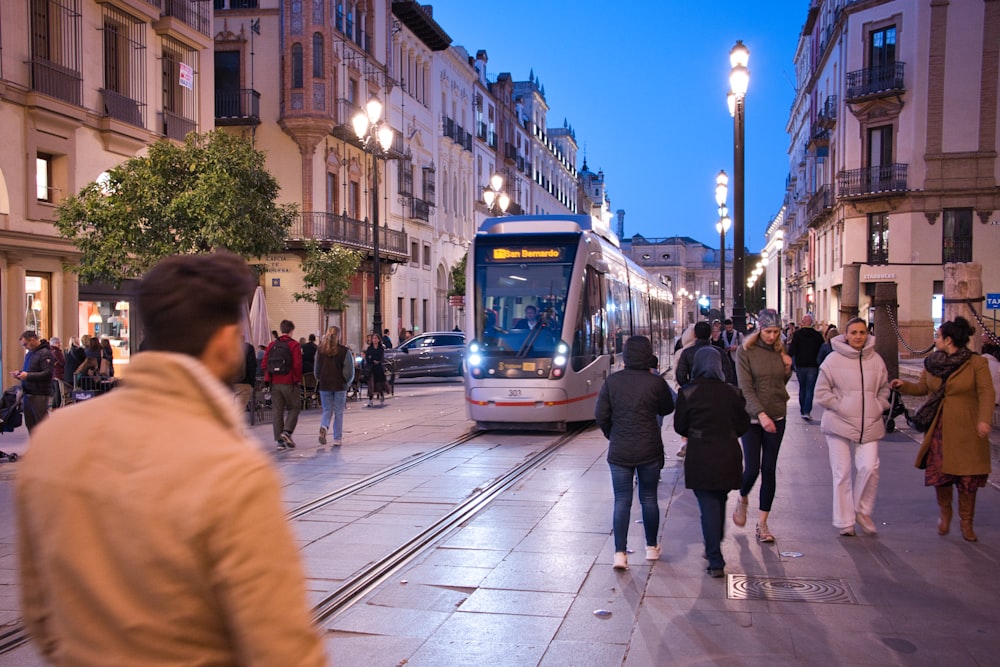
[
  {"xmin": 757, "ymin": 308, "xmax": 781, "ymax": 330},
  {"xmin": 624, "ymin": 335, "xmax": 655, "ymax": 369}
]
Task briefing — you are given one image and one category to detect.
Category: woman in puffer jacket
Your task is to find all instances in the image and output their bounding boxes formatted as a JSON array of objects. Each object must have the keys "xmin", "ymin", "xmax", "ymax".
[{"xmin": 815, "ymin": 317, "xmax": 890, "ymax": 536}]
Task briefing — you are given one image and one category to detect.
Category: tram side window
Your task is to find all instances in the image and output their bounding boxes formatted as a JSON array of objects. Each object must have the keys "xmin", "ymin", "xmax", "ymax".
[
  {"xmin": 607, "ymin": 277, "xmax": 628, "ymax": 354},
  {"xmin": 632, "ymin": 289, "xmax": 651, "ymax": 338},
  {"xmin": 572, "ymin": 266, "xmax": 604, "ymax": 371}
]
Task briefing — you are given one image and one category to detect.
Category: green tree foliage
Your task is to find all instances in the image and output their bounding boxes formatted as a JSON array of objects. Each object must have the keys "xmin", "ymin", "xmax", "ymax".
[
  {"xmin": 55, "ymin": 130, "xmax": 296, "ymax": 285},
  {"xmin": 294, "ymin": 240, "xmax": 362, "ymax": 312},
  {"xmin": 448, "ymin": 252, "xmax": 467, "ymax": 297}
]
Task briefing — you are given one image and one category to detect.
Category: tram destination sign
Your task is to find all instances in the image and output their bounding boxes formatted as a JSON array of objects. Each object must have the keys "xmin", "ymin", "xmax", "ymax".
[
  {"xmin": 986, "ymin": 293, "xmax": 1000, "ymax": 310},
  {"xmin": 488, "ymin": 247, "xmax": 565, "ymax": 262}
]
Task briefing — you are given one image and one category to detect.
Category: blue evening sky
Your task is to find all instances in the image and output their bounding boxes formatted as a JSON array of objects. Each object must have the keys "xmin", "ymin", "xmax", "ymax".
[{"xmin": 428, "ymin": 0, "xmax": 808, "ymax": 251}]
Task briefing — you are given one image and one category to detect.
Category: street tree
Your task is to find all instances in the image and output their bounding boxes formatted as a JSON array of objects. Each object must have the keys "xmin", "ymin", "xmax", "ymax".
[
  {"xmin": 448, "ymin": 252, "xmax": 467, "ymax": 297},
  {"xmin": 55, "ymin": 130, "xmax": 295, "ymax": 285},
  {"xmin": 294, "ymin": 240, "xmax": 363, "ymax": 328}
]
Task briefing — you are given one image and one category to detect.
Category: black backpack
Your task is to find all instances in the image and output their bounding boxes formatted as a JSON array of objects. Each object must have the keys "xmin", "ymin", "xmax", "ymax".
[{"xmin": 268, "ymin": 339, "xmax": 293, "ymax": 375}]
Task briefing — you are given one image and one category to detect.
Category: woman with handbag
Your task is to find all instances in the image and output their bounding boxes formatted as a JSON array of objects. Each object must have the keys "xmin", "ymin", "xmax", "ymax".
[
  {"xmin": 814, "ymin": 318, "xmax": 891, "ymax": 536},
  {"xmin": 890, "ymin": 317, "xmax": 995, "ymax": 541}
]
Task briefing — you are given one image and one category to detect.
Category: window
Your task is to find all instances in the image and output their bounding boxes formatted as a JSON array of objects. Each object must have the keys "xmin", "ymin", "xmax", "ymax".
[
  {"xmin": 36, "ymin": 153, "xmax": 53, "ymax": 202},
  {"xmin": 867, "ymin": 212, "xmax": 889, "ymax": 265},
  {"xmin": 29, "ymin": 0, "xmax": 83, "ymax": 105},
  {"xmin": 312, "ymin": 33, "xmax": 323, "ymax": 78},
  {"xmin": 410, "ymin": 241, "xmax": 420, "ymax": 265},
  {"xmin": 348, "ymin": 180, "xmax": 359, "ymax": 218},
  {"xmin": 161, "ymin": 37, "xmax": 198, "ymax": 141},
  {"xmin": 709, "ymin": 280, "xmax": 719, "ymax": 296},
  {"xmin": 100, "ymin": 5, "xmax": 145, "ymax": 127},
  {"xmin": 26, "ymin": 274, "xmax": 52, "ymax": 340},
  {"xmin": 423, "ymin": 166, "xmax": 436, "ymax": 206},
  {"xmin": 942, "ymin": 208, "xmax": 973, "ymax": 263},
  {"xmin": 423, "ymin": 244, "xmax": 431, "ymax": 268},
  {"xmin": 869, "ymin": 25, "xmax": 896, "ymax": 69},
  {"xmin": 326, "ymin": 172, "xmax": 338, "ymax": 213},
  {"xmin": 291, "ymin": 43, "xmax": 303, "ymax": 88},
  {"xmin": 348, "ymin": 78, "xmax": 358, "ymax": 105},
  {"xmin": 398, "ymin": 157, "xmax": 413, "ymax": 197}
]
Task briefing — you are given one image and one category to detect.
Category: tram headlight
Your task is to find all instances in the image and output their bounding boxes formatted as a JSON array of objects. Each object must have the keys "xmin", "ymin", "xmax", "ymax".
[
  {"xmin": 468, "ymin": 352, "xmax": 483, "ymax": 367},
  {"xmin": 552, "ymin": 342, "xmax": 569, "ymax": 368}
]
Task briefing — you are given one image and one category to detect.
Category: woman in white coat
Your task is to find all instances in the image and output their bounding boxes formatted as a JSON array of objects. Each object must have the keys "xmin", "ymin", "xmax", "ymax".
[{"xmin": 815, "ymin": 318, "xmax": 891, "ymax": 536}]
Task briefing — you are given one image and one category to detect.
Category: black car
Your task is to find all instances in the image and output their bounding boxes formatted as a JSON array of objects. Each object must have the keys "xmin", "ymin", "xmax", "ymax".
[{"xmin": 384, "ymin": 332, "xmax": 465, "ymax": 379}]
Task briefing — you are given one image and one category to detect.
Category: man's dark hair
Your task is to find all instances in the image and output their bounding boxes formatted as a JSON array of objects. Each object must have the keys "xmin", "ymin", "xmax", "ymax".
[
  {"xmin": 723, "ymin": 319, "xmax": 733, "ymax": 326},
  {"xmin": 138, "ymin": 252, "xmax": 255, "ymax": 357},
  {"xmin": 694, "ymin": 321, "xmax": 712, "ymax": 340},
  {"xmin": 279, "ymin": 319, "xmax": 294, "ymax": 335},
  {"xmin": 20, "ymin": 330, "xmax": 39, "ymax": 341},
  {"xmin": 308, "ymin": 333, "xmax": 316, "ymax": 342}
]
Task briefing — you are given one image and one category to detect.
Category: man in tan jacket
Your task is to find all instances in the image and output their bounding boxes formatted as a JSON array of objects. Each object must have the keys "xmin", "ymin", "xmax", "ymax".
[{"xmin": 17, "ymin": 253, "xmax": 327, "ymax": 666}]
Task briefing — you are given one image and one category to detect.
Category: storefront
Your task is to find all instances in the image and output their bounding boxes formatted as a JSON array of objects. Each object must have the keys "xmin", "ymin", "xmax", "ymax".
[{"xmin": 78, "ymin": 280, "xmax": 140, "ymax": 373}]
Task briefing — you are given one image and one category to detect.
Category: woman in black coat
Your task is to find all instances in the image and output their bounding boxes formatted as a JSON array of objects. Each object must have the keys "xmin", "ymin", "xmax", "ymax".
[
  {"xmin": 674, "ymin": 346, "xmax": 751, "ymax": 577},
  {"xmin": 364, "ymin": 333, "xmax": 388, "ymax": 406}
]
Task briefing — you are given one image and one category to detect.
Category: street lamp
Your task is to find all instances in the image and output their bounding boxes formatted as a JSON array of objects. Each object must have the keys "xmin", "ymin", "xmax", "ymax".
[
  {"xmin": 715, "ymin": 170, "xmax": 731, "ymax": 319},
  {"xmin": 728, "ymin": 40, "xmax": 750, "ymax": 332},
  {"xmin": 774, "ymin": 230, "xmax": 784, "ymax": 319},
  {"xmin": 676, "ymin": 287, "xmax": 690, "ymax": 328},
  {"xmin": 483, "ymin": 173, "xmax": 510, "ymax": 216},
  {"xmin": 353, "ymin": 96, "xmax": 394, "ymax": 338}
]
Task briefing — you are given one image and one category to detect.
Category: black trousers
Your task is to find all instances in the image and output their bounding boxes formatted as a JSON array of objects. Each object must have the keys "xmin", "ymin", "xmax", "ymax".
[{"xmin": 22, "ymin": 394, "xmax": 51, "ymax": 433}]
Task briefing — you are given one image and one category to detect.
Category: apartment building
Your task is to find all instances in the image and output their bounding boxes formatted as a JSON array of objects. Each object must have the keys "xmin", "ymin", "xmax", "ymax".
[
  {"xmin": 0, "ymin": 0, "xmax": 215, "ymax": 379},
  {"xmin": 780, "ymin": 0, "xmax": 1000, "ymax": 352}
]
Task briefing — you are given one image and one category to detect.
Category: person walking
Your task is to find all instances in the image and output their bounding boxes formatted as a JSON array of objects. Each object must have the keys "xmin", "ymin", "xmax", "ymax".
[
  {"xmin": 16, "ymin": 252, "xmax": 326, "ymax": 666},
  {"xmin": 233, "ymin": 336, "xmax": 256, "ymax": 416},
  {"xmin": 13, "ymin": 331, "xmax": 55, "ymax": 432},
  {"xmin": 788, "ymin": 314, "xmax": 825, "ymax": 420},
  {"xmin": 100, "ymin": 337, "xmax": 115, "ymax": 377},
  {"xmin": 676, "ymin": 321, "xmax": 736, "ymax": 386},
  {"xmin": 315, "ymin": 326, "xmax": 355, "ymax": 446},
  {"xmin": 48, "ymin": 337, "xmax": 66, "ymax": 408},
  {"xmin": 674, "ymin": 346, "xmax": 751, "ymax": 577},
  {"xmin": 891, "ymin": 316, "xmax": 994, "ymax": 541},
  {"xmin": 264, "ymin": 320, "xmax": 303, "ymax": 450},
  {"xmin": 733, "ymin": 309, "xmax": 793, "ymax": 543},
  {"xmin": 595, "ymin": 335, "xmax": 675, "ymax": 570},
  {"xmin": 817, "ymin": 325, "xmax": 839, "ymax": 366},
  {"xmin": 300, "ymin": 333, "xmax": 318, "ymax": 375},
  {"xmin": 719, "ymin": 318, "xmax": 744, "ymax": 366},
  {"xmin": 814, "ymin": 318, "xmax": 891, "ymax": 536},
  {"xmin": 364, "ymin": 333, "xmax": 388, "ymax": 406}
]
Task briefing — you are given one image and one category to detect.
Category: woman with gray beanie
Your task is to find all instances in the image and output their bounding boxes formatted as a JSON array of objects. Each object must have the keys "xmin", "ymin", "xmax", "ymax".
[
  {"xmin": 733, "ymin": 309, "xmax": 793, "ymax": 543},
  {"xmin": 596, "ymin": 335, "xmax": 675, "ymax": 570}
]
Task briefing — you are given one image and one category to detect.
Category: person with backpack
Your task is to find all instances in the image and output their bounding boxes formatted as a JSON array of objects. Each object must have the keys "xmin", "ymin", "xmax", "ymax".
[{"xmin": 263, "ymin": 320, "xmax": 303, "ymax": 450}]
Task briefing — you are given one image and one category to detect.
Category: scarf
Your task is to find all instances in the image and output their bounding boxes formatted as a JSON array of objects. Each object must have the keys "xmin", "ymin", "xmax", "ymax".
[{"xmin": 923, "ymin": 347, "xmax": 972, "ymax": 380}]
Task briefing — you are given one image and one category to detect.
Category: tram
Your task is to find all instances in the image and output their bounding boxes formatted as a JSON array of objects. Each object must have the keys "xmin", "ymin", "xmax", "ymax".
[{"xmin": 464, "ymin": 214, "xmax": 674, "ymax": 430}]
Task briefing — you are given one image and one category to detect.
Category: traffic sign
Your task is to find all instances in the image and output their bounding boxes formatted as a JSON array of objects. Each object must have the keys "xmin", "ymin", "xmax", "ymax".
[{"xmin": 987, "ymin": 293, "xmax": 1000, "ymax": 310}]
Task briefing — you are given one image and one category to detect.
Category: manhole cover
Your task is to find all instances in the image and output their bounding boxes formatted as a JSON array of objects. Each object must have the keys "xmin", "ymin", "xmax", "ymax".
[{"xmin": 728, "ymin": 575, "xmax": 857, "ymax": 604}]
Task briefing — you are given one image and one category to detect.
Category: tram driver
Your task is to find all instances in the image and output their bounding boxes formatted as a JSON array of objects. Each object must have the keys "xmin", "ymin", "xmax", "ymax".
[{"xmin": 513, "ymin": 305, "xmax": 541, "ymax": 330}]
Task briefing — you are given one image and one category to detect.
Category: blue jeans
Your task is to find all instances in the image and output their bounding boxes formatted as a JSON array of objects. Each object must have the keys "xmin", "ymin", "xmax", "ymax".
[
  {"xmin": 694, "ymin": 489, "xmax": 728, "ymax": 570},
  {"xmin": 319, "ymin": 390, "xmax": 347, "ymax": 440},
  {"xmin": 795, "ymin": 366, "xmax": 819, "ymax": 415},
  {"xmin": 740, "ymin": 420, "xmax": 787, "ymax": 512},
  {"xmin": 609, "ymin": 461, "xmax": 661, "ymax": 553}
]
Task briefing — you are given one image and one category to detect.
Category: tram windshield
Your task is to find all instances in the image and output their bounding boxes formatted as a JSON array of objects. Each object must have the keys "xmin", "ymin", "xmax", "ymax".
[{"xmin": 473, "ymin": 237, "xmax": 577, "ymax": 355}]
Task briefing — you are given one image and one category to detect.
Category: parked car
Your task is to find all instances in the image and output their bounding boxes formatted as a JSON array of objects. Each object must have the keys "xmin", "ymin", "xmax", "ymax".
[{"xmin": 383, "ymin": 332, "xmax": 465, "ymax": 379}]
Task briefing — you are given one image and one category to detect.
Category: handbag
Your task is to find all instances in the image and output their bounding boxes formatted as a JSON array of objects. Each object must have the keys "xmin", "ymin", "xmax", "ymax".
[{"xmin": 910, "ymin": 383, "xmax": 946, "ymax": 433}]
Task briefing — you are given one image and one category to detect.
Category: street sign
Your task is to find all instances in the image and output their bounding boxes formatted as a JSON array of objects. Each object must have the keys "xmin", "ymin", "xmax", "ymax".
[
  {"xmin": 448, "ymin": 295, "xmax": 465, "ymax": 308},
  {"xmin": 987, "ymin": 293, "xmax": 1000, "ymax": 310}
]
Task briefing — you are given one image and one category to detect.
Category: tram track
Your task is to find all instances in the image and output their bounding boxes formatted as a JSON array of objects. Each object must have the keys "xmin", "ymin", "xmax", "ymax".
[{"xmin": 0, "ymin": 425, "xmax": 590, "ymax": 657}]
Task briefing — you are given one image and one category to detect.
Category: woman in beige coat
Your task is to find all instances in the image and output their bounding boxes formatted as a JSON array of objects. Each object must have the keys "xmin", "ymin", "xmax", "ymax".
[{"xmin": 891, "ymin": 317, "xmax": 995, "ymax": 541}]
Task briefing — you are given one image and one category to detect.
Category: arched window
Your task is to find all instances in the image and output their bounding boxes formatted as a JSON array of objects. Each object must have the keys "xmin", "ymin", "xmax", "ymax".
[
  {"xmin": 312, "ymin": 33, "xmax": 323, "ymax": 78},
  {"xmin": 291, "ymin": 43, "xmax": 303, "ymax": 88}
]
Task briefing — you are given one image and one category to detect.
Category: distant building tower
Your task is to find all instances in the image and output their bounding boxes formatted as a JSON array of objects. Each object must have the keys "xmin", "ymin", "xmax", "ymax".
[
  {"xmin": 616, "ymin": 210, "xmax": 626, "ymax": 238},
  {"xmin": 577, "ymin": 159, "xmax": 606, "ymax": 215}
]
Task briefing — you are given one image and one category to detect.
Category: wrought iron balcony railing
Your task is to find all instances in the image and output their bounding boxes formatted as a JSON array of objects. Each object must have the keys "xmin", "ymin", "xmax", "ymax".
[
  {"xmin": 100, "ymin": 89, "xmax": 144, "ymax": 128},
  {"xmin": 215, "ymin": 89, "xmax": 261, "ymax": 125},
  {"xmin": 836, "ymin": 164, "xmax": 908, "ymax": 198},
  {"xmin": 162, "ymin": 110, "xmax": 196, "ymax": 141},
  {"xmin": 806, "ymin": 184, "xmax": 833, "ymax": 222},
  {"xmin": 288, "ymin": 212, "xmax": 408, "ymax": 259},
  {"xmin": 30, "ymin": 57, "xmax": 82, "ymax": 106},
  {"xmin": 845, "ymin": 62, "xmax": 905, "ymax": 101},
  {"xmin": 162, "ymin": 0, "xmax": 211, "ymax": 36}
]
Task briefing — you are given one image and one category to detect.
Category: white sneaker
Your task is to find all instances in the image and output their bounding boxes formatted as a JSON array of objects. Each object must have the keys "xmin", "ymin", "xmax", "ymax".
[
  {"xmin": 613, "ymin": 551, "xmax": 628, "ymax": 570},
  {"xmin": 645, "ymin": 545, "xmax": 661, "ymax": 561},
  {"xmin": 333, "ymin": 439, "xmax": 342, "ymax": 447}
]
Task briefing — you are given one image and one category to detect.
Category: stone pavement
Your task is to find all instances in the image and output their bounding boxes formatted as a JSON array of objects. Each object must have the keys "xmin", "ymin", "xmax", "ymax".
[{"xmin": 1, "ymin": 374, "xmax": 999, "ymax": 665}]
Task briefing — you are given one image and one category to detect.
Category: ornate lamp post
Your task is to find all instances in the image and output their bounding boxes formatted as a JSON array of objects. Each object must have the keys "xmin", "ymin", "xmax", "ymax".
[
  {"xmin": 676, "ymin": 286, "xmax": 690, "ymax": 328},
  {"xmin": 715, "ymin": 170, "xmax": 731, "ymax": 319},
  {"xmin": 774, "ymin": 230, "xmax": 784, "ymax": 319},
  {"xmin": 353, "ymin": 97, "xmax": 394, "ymax": 337},
  {"xmin": 483, "ymin": 173, "xmax": 510, "ymax": 216},
  {"xmin": 727, "ymin": 40, "xmax": 750, "ymax": 332}
]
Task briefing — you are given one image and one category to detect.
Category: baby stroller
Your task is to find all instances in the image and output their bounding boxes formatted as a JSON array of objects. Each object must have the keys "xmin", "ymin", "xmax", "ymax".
[
  {"xmin": 0, "ymin": 386, "xmax": 23, "ymax": 462},
  {"xmin": 883, "ymin": 387, "xmax": 911, "ymax": 433}
]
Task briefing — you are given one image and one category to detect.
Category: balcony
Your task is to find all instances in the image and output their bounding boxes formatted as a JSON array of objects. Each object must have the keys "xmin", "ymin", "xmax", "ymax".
[
  {"xmin": 288, "ymin": 212, "xmax": 409, "ymax": 261},
  {"xmin": 30, "ymin": 57, "xmax": 82, "ymax": 107},
  {"xmin": 215, "ymin": 89, "xmax": 260, "ymax": 125},
  {"xmin": 845, "ymin": 62, "xmax": 905, "ymax": 102},
  {"xmin": 162, "ymin": 110, "xmax": 196, "ymax": 141},
  {"xmin": 100, "ymin": 89, "xmax": 144, "ymax": 128},
  {"xmin": 161, "ymin": 0, "xmax": 211, "ymax": 36},
  {"xmin": 409, "ymin": 198, "xmax": 431, "ymax": 222},
  {"xmin": 837, "ymin": 164, "xmax": 908, "ymax": 198},
  {"xmin": 817, "ymin": 95, "xmax": 837, "ymax": 129},
  {"xmin": 806, "ymin": 184, "xmax": 833, "ymax": 223}
]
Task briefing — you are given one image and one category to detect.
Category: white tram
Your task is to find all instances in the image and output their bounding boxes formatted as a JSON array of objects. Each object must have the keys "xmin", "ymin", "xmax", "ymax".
[{"xmin": 464, "ymin": 214, "xmax": 674, "ymax": 430}]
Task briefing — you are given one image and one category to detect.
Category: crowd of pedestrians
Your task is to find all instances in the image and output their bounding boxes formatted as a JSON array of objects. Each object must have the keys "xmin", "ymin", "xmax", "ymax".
[{"xmin": 598, "ymin": 309, "xmax": 996, "ymax": 579}]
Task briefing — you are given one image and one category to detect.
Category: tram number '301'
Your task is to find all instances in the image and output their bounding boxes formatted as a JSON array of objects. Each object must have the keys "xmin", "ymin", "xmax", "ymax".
[{"xmin": 508, "ymin": 389, "xmax": 523, "ymax": 397}]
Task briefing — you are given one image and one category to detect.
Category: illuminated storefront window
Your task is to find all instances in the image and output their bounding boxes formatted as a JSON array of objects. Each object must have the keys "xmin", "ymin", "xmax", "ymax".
[
  {"xmin": 78, "ymin": 300, "xmax": 132, "ymax": 369},
  {"xmin": 25, "ymin": 273, "xmax": 51, "ymax": 339}
]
